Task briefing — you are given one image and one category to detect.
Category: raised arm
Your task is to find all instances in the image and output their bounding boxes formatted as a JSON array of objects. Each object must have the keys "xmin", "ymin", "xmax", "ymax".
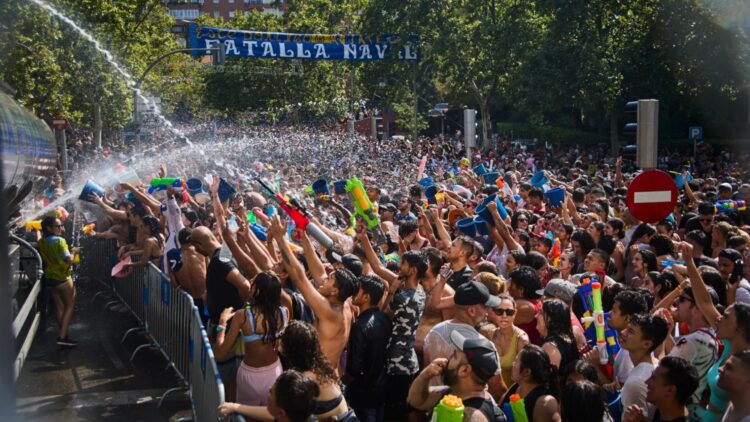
[
  {"xmin": 356, "ymin": 225, "xmax": 398, "ymax": 286},
  {"xmin": 90, "ymin": 193, "xmax": 127, "ymax": 221},
  {"xmin": 221, "ymin": 222, "xmax": 259, "ymax": 280},
  {"xmin": 298, "ymin": 229, "xmax": 327, "ymax": 286},
  {"xmin": 681, "ymin": 242, "xmax": 721, "ymax": 324},
  {"xmin": 429, "ymin": 207, "xmax": 452, "ymax": 249},
  {"xmin": 269, "ymin": 215, "xmax": 336, "ymax": 321}
]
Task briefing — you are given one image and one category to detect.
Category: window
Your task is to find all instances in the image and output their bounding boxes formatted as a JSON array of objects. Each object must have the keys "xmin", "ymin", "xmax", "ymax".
[
  {"xmin": 212, "ymin": 0, "xmax": 219, "ymax": 4},
  {"xmin": 228, "ymin": 11, "xmax": 235, "ymax": 17},
  {"xmin": 212, "ymin": 10, "xmax": 220, "ymax": 17},
  {"xmin": 228, "ymin": 0, "xmax": 234, "ymax": 3}
]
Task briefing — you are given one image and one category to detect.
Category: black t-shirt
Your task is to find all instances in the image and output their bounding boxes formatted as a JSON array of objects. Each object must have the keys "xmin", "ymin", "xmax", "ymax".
[
  {"xmin": 205, "ymin": 248, "xmax": 245, "ymax": 324},
  {"xmin": 447, "ymin": 265, "xmax": 473, "ymax": 290}
]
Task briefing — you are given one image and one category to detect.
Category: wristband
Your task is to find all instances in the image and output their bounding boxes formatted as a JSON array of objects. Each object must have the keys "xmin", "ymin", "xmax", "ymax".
[{"xmin": 216, "ymin": 324, "xmax": 226, "ymax": 332}]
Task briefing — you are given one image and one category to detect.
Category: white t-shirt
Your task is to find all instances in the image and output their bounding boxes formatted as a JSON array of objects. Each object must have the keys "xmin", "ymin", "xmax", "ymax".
[
  {"xmin": 620, "ymin": 361, "xmax": 655, "ymax": 418},
  {"xmin": 669, "ymin": 328, "xmax": 719, "ymax": 404},
  {"xmin": 613, "ymin": 348, "xmax": 633, "ymax": 384},
  {"xmin": 721, "ymin": 403, "xmax": 750, "ymax": 422}
]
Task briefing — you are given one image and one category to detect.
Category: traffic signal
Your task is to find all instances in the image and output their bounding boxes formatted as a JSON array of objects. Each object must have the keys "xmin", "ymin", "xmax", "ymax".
[
  {"xmin": 212, "ymin": 44, "xmax": 225, "ymax": 65},
  {"xmin": 623, "ymin": 99, "xmax": 659, "ymax": 168}
]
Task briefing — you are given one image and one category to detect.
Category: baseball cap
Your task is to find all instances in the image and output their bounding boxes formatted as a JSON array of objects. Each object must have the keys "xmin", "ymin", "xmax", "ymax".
[
  {"xmin": 536, "ymin": 279, "xmax": 577, "ymax": 302},
  {"xmin": 326, "ymin": 250, "xmax": 363, "ymax": 277},
  {"xmin": 381, "ymin": 203, "xmax": 397, "ymax": 213},
  {"xmin": 719, "ymin": 182, "xmax": 733, "ymax": 191},
  {"xmin": 454, "ymin": 281, "xmax": 501, "ymax": 307},
  {"xmin": 450, "ymin": 330, "xmax": 499, "ymax": 383}
]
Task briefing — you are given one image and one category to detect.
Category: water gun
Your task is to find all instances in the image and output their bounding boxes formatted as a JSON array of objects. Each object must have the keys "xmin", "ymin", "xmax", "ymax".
[
  {"xmin": 580, "ymin": 280, "xmax": 608, "ymax": 365},
  {"xmin": 24, "ymin": 220, "xmax": 42, "ymax": 231},
  {"xmin": 148, "ymin": 178, "xmax": 185, "ymax": 195},
  {"xmin": 547, "ymin": 233, "xmax": 561, "ymax": 267},
  {"xmin": 55, "ymin": 206, "xmax": 69, "ymax": 220},
  {"xmin": 716, "ymin": 200, "xmax": 746, "ymax": 213},
  {"xmin": 661, "ymin": 259, "xmax": 685, "ymax": 267},
  {"xmin": 256, "ymin": 178, "xmax": 334, "ymax": 249},
  {"xmin": 346, "ymin": 177, "xmax": 379, "ymax": 230},
  {"xmin": 502, "ymin": 394, "xmax": 529, "ymax": 422},
  {"xmin": 82, "ymin": 223, "xmax": 96, "ymax": 235},
  {"xmin": 577, "ymin": 272, "xmax": 619, "ymax": 370},
  {"xmin": 432, "ymin": 394, "xmax": 463, "ymax": 421}
]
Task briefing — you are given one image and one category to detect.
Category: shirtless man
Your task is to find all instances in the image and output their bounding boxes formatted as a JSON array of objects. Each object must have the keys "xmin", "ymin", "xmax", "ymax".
[
  {"xmin": 268, "ymin": 216, "xmax": 357, "ymax": 373},
  {"xmin": 167, "ymin": 227, "xmax": 208, "ymax": 320},
  {"xmin": 415, "ymin": 247, "xmax": 455, "ymax": 360}
]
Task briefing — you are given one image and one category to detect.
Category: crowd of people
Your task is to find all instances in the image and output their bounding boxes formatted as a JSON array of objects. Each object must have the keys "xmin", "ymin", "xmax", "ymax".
[{"xmin": 35, "ymin": 123, "xmax": 750, "ymax": 421}]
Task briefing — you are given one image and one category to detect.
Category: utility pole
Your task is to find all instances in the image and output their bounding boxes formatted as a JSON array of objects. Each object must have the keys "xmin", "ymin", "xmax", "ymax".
[{"xmin": 412, "ymin": 61, "xmax": 417, "ymax": 142}]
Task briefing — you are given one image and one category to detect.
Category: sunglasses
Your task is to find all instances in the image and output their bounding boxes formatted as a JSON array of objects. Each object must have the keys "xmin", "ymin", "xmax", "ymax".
[
  {"xmin": 492, "ymin": 308, "xmax": 516, "ymax": 316},
  {"xmin": 678, "ymin": 296, "xmax": 694, "ymax": 304}
]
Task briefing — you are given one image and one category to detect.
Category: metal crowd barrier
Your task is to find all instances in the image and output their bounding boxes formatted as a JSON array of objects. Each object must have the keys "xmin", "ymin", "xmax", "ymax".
[
  {"xmin": 190, "ymin": 307, "xmax": 225, "ymax": 422},
  {"xmin": 79, "ymin": 238, "xmax": 227, "ymax": 421}
]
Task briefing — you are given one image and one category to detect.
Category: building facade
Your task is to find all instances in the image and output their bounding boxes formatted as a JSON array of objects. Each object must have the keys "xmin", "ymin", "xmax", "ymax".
[{"xmin": 164, "ymin": 0, "xmax": 285, "ymax": 21}]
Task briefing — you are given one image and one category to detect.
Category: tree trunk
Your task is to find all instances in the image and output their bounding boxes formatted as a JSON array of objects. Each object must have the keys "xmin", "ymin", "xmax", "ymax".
[
  {"xmin": 94, "ymin": 101, "xmax": 102, "ymax": 148},
  {"xmin": 609, "ymin": 109, "xmax": 619, "ymax": 156},
  {"xmin": 480, "ymin": 102, "xmax": 490, "ymax": 151}
]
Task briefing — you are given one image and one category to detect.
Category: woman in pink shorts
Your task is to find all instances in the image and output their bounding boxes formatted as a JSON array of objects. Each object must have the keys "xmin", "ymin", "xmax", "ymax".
[{"xmin": 214, "ymin": 272, "xmax": 290, "ymax": 405}]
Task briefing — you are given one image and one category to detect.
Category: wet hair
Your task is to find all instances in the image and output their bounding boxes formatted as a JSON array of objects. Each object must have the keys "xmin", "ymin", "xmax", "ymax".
[
  {"xmin": 273, "ymin": 370, "xmax": 320, "ymax": 422},
  {"xmin": 518, "ymin": 345, "xmax": 559, "ymax": 398},
  {"xmin": 509, "ymin": 249, "xmax": 527, "ymax": 268},
  {"xmin": 614, "ymin": 290, "xmax": 649, "ymax": 316},
  {"xmin": 422, "ymin": 247, "xmax": 444, "ymax": 277},
  {"xmin": 634, "ymin": 287, "xmax": 655, "ymax": 311},
  {"xmin": 560, "ymin": 381, "xmax": 607, "ymax": 422},
  {"xmin": 701, "ymin": 269, "xmax": 727, "ymax": 305},
  {"xmin": 402, "ymin": 250, "xmax": 428, "ymax": 279},
  {"xmin": 597, "ymin": 235, "xmax": 617, "ymax": 256},
  {"xmin": 629, "ymin": 313, "xmax": 668, "ymax": 352},
  {"xmin": 685, "ymin": 229, "xmax": 707, "ymax": 246},
  {"xmin": 657, "ymin": 356, "xmax": 699, "ymax": 406},
  {"xmin": 524, "ymin": 251, "xmax": 548, "ymax": 270},
  {"xmin": 332, "ymin": 268, "xmax": 359, "ymax": 302},
  {"xmin": 142, "ymin": 214, "xmax": 164, "ymax": 248},
  {"xmin": 655, "ymin": 272, "xmax": 678, "ymax": 298},
  {"xmin": 475, "ymin": 260, "xmax": 499, "ymax": 276},
  {"xmin": 251, "ymin": 272, "xmax": 284, "ymax": 345},
  {"xmin": 560, "ymin": 360, "xmax": 599, "ymax": 385},
  {"xmin": 398, "ymin": 220, "xmax": 419, "ymax": 239},
  {"xmin": 635, "ymin": 249, "xmax": 658, "ymax": 273},
  {"xmin": 731, "ymin": 303, "xmax": 750, "ymax": 344},
  {"xmin": 281, "ymin": 321, "xmax": 338, "ymax": 385},
  {"xmin": 627, "ymin": 223, "xmax": 657, "ymax": 252},
  {"xmin": 41, "ymin": 216, "xmax": 60, "ymax": 237},
  {"xmin": 571, "ymin": 230, "xmax": 596, "ymax": 257},
  {"xmin": 178, "ymin": 227, "xmax": 192, "ymax": 246},
  {"xmin": 508, "ymin": 266, "xmax": 542, "ymax": 299},
  {"xmin": 649, "ymin": 234, "xmax": 676, "ymax": 257},
  {"xmin": 542, "ymin": 299, "xmax": 575, "ymax": 343},
  {"xmin": 358, "ymin": 274, "xmax": 386, "ymax": 306},
  {"xmin": 727, "ymin": 236, "xmax": 747, "ymax": 250},
  {"xmin": 698, "ymin": 201, "xmax": 716, "ymax": 216}
]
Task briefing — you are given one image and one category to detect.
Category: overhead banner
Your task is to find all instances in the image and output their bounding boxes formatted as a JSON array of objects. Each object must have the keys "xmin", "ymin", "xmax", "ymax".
[{"xmin": 187, "ymin": 24, "xmax": 419, "ymax": 61}]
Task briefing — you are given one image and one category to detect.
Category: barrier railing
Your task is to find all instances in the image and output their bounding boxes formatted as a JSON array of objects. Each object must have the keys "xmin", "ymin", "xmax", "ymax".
[
  {"xmin": 79, "ymin": 238, "xmax": 226, "ymax": 421},
  {"xmin": 190, "ymin": 307, "xmax": 225, "ymax": 422}
]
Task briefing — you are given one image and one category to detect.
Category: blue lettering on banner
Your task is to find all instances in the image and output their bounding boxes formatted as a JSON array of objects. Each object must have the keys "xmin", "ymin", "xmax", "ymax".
[{"xmin": 188, "ymin": 24, "xmax": 419, "ymax": 61}]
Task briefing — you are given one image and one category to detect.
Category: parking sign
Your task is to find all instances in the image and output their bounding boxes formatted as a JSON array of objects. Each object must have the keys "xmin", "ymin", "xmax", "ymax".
[{"xmin": 689, "ymin": 126, "xmax": 703, "ymax": 141}]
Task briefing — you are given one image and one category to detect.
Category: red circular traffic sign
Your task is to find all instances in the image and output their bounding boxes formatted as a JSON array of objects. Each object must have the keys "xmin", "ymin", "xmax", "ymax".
[
  {"xmin": 51, "ymin": 116, "xmax": 68, "ymax": 131},
  {"xmin": 626, "ymin": 170, "xmax": 678, "ymax": 223}
]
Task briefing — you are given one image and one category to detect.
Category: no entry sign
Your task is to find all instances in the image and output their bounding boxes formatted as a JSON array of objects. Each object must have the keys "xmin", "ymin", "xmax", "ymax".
[
  {"xmin": 51, "ymin": 116, "xmax": 68, "ymax": 131},
  {"xmin": 626, "ymin": 170, "xmax": 678, "ymax": 223}
]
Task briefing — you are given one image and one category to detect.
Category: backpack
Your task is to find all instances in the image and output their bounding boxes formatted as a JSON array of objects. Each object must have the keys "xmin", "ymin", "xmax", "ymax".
[{"xmin": 284, "ymin": 288, "xmax": 316, "ymax": 324}]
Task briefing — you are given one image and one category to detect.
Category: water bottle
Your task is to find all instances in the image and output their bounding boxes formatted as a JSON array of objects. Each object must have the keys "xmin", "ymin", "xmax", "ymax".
[{"xmin": 431, "ymin": 395, "xmax": 463, "ymax": 422}]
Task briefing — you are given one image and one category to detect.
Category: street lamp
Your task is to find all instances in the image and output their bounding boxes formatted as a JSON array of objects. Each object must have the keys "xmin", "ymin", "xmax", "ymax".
[{"xmin": 431, "ymin": 103, "xmax": 449, "ymax": 138}]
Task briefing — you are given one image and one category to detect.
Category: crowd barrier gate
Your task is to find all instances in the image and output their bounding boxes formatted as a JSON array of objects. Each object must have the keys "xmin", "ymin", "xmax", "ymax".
[{"xmin": 79, "ymin": 237, "xmax": 231, "ymax": 421}]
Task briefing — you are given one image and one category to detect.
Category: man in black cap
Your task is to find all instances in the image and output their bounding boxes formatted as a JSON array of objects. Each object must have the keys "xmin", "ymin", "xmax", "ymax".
[
  {"xmin": 408, "ymin": 331, "xmax": 507, "ymax": 421},
  {"xmin": 424, "ymin": 280, "xmax": 500, "ymax": 364},
  {"xmin": 326, "ymin": 249, "xmax": 364, "ymax": 277}
]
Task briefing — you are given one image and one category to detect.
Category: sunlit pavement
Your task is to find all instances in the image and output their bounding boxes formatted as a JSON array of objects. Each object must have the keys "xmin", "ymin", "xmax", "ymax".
[{"xmin": 15, "ymin": 279, "xmax": 191, "ymax": 421}]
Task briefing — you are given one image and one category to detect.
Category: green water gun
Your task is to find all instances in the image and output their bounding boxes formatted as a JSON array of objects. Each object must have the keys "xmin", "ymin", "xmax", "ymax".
[{"xmin": 346, "ymin": 177, "xmax": 379, "ymax": 230}]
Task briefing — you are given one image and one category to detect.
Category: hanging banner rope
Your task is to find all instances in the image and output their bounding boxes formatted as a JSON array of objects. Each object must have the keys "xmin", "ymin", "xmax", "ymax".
[{"xmin": 187, "ymin": 24, "xmax": 419, "ymax": 61}]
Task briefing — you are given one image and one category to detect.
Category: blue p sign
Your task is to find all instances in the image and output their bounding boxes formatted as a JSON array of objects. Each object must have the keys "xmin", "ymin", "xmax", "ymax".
[{"xmin": 689, "ymin": 126, "xmax": 703, "ymax": 141}]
